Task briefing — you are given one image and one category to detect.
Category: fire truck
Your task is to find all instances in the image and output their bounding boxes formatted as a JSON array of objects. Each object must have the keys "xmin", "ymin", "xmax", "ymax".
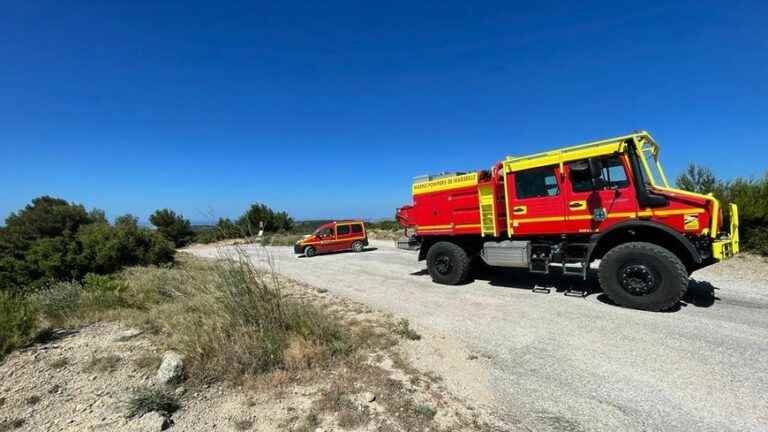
[{"xmin": 396, "ymin": 131, "xmax": 739, "ymax": 311}]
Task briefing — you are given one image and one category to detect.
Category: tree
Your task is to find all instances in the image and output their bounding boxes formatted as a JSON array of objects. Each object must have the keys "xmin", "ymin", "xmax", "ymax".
[
  {"xmin": 149, "ymin": 209, "xmax": 194, "ymax": 247},
  {"xmin": 4, "ymin": 196, "xmax": 91, "ymax": 240},
  {"xmin": 676, "ymin": 163, "xmax": 717, "ymax": 194},
  {"xmin": 237, "ymin": 203, "xmax": 294, "ymax": 233}
]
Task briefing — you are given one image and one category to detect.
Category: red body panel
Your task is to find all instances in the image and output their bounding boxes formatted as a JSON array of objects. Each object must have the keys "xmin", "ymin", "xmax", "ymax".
[
  {"xmin": 398, "ymin": 156, "xmax": 714, "ymax": 239},
  {"xmin": 411, "ymin": 185, "xmax": 483, "ymax": 236}
]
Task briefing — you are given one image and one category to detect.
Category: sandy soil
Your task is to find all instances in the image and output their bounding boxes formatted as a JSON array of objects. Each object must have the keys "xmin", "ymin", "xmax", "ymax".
[{"xmin": 188, "ymin": 240, "xmax": 768, "ymax": 432}]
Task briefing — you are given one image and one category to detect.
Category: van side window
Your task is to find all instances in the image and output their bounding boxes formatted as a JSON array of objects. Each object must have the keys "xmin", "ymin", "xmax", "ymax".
[
  {"xmin": 337, "ymin": 224, "xmax": 350, "ymax": 235},
  {"xmin": 514, "ymin": 167, "xmax": 559, "ymax": 199},
  {"xmin": 569, "ymin": 156, "xmax": 629, "ymax": 192},
  {"xmin": 351, "ymin": 224, "xmax": 363, "ymax": 234}
]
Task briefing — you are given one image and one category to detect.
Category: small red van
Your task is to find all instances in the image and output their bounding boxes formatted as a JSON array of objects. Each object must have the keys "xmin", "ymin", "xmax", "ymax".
[{"xmin": 294, "ymin": 221, "xmax": 369, "ymax": 257}]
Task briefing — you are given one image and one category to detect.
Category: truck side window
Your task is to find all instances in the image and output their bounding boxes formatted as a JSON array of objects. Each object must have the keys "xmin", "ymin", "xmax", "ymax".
[
  {"xmin": 514, "ymin": 167, "xmax": 559, "ymax": 199},
  {"xmin": 570, "ymin": 156, "xmax": 629, "ymax": 192},
  {"xmin": 337, "ymin": 225, "xmax": 350, "ymax": 235},
  {"xmin": 351, "ymin": 224, "xmax": 363, "ymax": 234}
]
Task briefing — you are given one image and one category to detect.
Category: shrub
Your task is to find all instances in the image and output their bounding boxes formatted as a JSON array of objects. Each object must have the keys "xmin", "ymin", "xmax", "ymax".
[
  {"xmin": 33, "ymin": 281, "xmax": 82, "ymax": 325},
  {"xmin": 3, "ymin": 196, "xmax": 92, "ymax": 240},
  {"xmin": 0, "ymin": 198, "xmax": 176, "ymax": 294},
  {"xmin": 125, "ymin": 387, "xmax": 180, "ymax": 418},
  {"xmin": 0, "ymin": 292, "xmax": 38, "ymax": 360},
  {"xmin": 149, "ymin": 209, "xmax": 194, "ymax": 247}
]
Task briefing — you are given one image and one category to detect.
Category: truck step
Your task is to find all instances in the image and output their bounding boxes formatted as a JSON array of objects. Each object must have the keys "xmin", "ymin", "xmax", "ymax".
[{"xmin": 529, "ymin": 257, "xmax": 550, "ymax": 274}]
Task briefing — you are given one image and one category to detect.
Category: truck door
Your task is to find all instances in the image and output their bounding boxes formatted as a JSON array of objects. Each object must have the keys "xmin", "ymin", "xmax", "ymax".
[
  {"xmin": 563, "ymin": 154, "xmax": 638, "ymax": 234},
  {"xmin": 506, "ymin": 165, "xmax": 565, "ymax": 235}
]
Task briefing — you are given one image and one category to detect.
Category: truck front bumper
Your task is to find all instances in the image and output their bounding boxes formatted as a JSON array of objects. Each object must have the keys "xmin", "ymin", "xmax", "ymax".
[{"xmin": 712, "ymin": 203, "xmax": 740, "ymax": 261}]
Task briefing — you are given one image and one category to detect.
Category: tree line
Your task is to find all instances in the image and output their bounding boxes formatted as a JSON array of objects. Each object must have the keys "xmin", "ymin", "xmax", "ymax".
[{"xmin": 0, "ymin": 197, "xmax": 295, "ymax": 293}]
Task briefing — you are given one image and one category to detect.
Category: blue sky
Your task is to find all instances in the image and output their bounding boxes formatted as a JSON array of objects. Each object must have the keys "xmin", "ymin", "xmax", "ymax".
[{"xmin": 2, "ymin": 1, "xmax": 767, "ymax": 223}]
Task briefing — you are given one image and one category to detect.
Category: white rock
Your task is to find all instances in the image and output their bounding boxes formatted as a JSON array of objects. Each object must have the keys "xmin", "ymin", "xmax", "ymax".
[
  {"xmin": 112, "ymin": 329, "xmax": 143, "ymax": 342},
  {"xmin": 156, "ymin": 351, "xmax": 184, "ymax": 385},
  {"xmin": 135, "ymin": 412, "xmax": 170, "ymax": 431}
]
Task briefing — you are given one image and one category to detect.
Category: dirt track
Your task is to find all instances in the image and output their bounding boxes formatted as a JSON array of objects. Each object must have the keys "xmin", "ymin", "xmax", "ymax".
[{"xmin": 188, "ymin": 240, "xmax": 768, "ymax": 432}]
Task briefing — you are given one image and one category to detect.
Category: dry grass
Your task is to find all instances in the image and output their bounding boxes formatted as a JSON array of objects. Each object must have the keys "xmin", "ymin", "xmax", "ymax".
[
  {"xmin": 393, "ymin": 318, "xmax": 422, "ymax": 340},
  {"xmin": 125, "ymin": 387, "xmax": 180, "ymax": 418},
  {"xmin": 28, "ymin": 248, "xmax": 352, "ymax": 385}
]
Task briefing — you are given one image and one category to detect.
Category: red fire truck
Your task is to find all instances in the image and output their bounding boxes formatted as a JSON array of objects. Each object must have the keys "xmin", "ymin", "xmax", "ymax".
[{"xmin": 396, "ymin": 131, "xmax": 739, "ymax": 311}]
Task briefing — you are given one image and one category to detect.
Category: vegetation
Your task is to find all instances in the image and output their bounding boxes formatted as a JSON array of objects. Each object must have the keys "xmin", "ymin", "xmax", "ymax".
[
  {"xmin": 125, "ymin": 387, "xmax": 181, "ymax": 418},
  {"xmin": 0, "ymin": 291, "xmax": 38, "ymax": 359},
  {"xmin": 676, "ymin": 164, "xmax": 768, "ymax": 255},
  {"xmin": 1, "ymin": 248, "xmax": 351, "ymax": 383},
  {"xmin": 195, "ymin": 203, "xmax": 295, "ymax": 244},
  {"xmin": 394, "ymin": 318, "xmax": 422, "ymax": 341},
  {"xmin": 149, "ymin": 209, "xmax": 194, "ymax": 247},
  {"xmin": 0, "ymin": 197, "xmax": 174, "ymax": 294}
]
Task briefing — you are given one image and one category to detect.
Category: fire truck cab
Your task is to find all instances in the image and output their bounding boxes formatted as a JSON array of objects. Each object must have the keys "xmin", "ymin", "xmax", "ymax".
[{"xmin": 396, "ymin": 131, "xmax": 739, "ymax": 311}]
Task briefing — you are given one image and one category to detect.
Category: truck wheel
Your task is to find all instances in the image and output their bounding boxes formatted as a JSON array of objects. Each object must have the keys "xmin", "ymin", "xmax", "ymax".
[
  {"xmin": 598, "ymin": 242, "xmax": 688, "ymax": 311},
  {"xmin": 352, "ymin": 241, "xmax": 364, "ymax": 252},
  {"xmin": 304, "ymin": 246, "xmax": 317, "ymax": 258},
  {"xmin": 426, "ymin": 241, "xmax": 471, "ymax": 285}
]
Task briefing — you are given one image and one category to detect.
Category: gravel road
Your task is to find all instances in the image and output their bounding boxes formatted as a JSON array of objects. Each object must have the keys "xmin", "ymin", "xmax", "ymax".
[{"xmin": 189, "ymin": 240, "xmax": 768, "ymax": 432}]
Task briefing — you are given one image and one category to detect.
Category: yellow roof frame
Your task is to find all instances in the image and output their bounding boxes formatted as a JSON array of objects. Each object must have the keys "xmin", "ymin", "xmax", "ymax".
[{"xmin": 502, "ymin": 131, "xmax": 658, "ymax": 174}]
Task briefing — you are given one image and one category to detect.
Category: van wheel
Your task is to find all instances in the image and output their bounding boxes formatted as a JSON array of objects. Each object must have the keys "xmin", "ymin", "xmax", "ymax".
[
  {"xmin": 426, "ymin": 241, "xmax": 471, "ymax": 285},
  {"xmin": 598, "ymin": 242, "xmax": 688, "ymax": 311},
  {"xmin": 304, "ymin": 246, "xmax": 317, "ymax": 258},
  {"xmin": 352, "ymin": 241, "xmax": 364, "ymax": 252}
]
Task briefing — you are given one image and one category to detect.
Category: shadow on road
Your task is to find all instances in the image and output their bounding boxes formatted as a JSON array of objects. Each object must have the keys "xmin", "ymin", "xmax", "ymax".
[
  {"xmin": 411, "ymin": 264, "xmax": 721, "ymax": 312},
  {"xmin": 297, "ymin": 247, "xmax": 378, "ymax": 258}
]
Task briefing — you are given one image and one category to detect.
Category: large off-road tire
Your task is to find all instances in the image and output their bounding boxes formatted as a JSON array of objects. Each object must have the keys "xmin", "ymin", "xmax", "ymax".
[
  {"xmin": 598, "ymin": 242, "xmax": 688, "ymax": 311},
  {"xmin": 304, "ymin": 246, "xmax": 317, "ymax": 258},
  {"xmin": 426, "ymin": 241, "xmax": 471, "ymax": 285},
  {"xmin": 351, "ymin": 240, "xmax": 364, "ymax": 252}
]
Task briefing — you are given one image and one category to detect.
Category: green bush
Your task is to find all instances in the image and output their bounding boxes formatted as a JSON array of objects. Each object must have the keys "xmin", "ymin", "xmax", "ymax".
[
  {"xmin": 149, "ymin": 209, "xmax": 194, "ymax": 247},
  {"xmin": 0, "ymin": 197, "xmax": 175, "ymax": 294},
  {"xmin": 0, "ymin": 292, "xmax": 38, "ymax": 360}
]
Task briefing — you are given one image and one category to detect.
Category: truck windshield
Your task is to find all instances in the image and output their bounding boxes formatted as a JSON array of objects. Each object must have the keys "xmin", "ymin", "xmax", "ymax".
[{"xmin": 637, "ymin": 143, "xmax": 670, "ymax": 188}]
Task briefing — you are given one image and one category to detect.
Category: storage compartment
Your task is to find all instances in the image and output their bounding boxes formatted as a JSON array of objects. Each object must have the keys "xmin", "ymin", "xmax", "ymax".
[{"xmin": 481, "ymin": 240, "xmax": 530, "ymax": 268}]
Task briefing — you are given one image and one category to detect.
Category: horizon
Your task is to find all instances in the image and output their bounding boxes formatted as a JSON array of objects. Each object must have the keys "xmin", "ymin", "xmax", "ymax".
[{"xmin": 3, "ymin": 1, "xmax": 767, "ymax": 224}]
